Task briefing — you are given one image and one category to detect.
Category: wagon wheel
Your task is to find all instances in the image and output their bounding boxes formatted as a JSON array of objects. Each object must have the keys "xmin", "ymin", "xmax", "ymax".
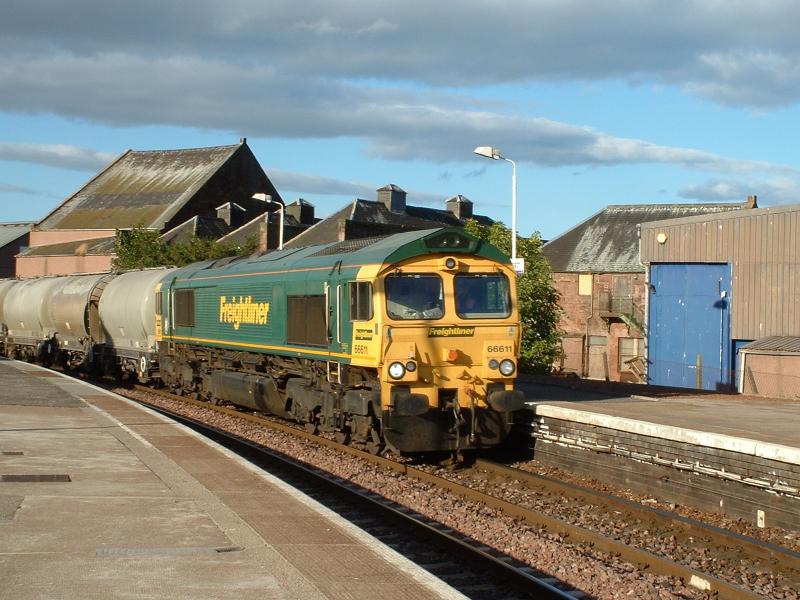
[
  {"xmin": 334, "ymin": 431, "xmax": 350, "ymax": 445},
  {"xmin": 305, "ymin": 422, "xmax": 318, "ymax": 435}
]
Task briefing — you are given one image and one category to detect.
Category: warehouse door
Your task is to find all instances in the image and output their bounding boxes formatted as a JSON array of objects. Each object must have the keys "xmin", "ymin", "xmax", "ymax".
[{"xmin": 648, "ymin": 264, "xmax": 731, "ymax": 390}]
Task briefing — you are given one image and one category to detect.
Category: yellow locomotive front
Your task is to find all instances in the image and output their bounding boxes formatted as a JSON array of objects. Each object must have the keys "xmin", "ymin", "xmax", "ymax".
[{"xmin": 352, "ymin": 252, "xmax": 525, "ymax": 454}]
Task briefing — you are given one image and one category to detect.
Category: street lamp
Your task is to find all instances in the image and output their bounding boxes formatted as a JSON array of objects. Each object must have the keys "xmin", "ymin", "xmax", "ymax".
[
  {"xmin": 252, "ymin": 193, "xmax": 284, "ymax": 250},
  {"xmin": 473, "ymin": 146, "xmax": 524, "ymax": 274}
]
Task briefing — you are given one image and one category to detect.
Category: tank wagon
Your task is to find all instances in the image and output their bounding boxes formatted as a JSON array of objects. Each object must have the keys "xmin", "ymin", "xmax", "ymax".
[
  {"xmin": 1, "ymin": 269, "xmax": 173, "ymax": 378},
  {"xmin": 158, "ymin": 227, "xmax": 524, "ymax": 454}
]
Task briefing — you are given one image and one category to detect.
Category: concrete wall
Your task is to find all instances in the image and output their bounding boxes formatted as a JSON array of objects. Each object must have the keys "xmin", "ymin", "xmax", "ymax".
[
  {"xmin": 741, "ymin": 353, "xmax": 800, "ymax": 399},
  {"xmin": 16, "ymin": 255, "xmax": 113, "ymax": 278},
  {"xmin": 28, "ymin": 229, "xmax": 116, "ymax": 247}
]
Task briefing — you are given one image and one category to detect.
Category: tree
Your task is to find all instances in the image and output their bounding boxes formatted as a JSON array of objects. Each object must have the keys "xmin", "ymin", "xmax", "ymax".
[
  {"xmin": 112, "ymin": 224, "xmax": 258, "ymax": 270},
  {"xmin": 464, "ymin": 219, "xmax": 562, "ymax": 373}
]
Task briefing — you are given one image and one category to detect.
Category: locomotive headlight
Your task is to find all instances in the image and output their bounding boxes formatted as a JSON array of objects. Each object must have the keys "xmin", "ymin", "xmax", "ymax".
[
  {"xmin": 405, "ymin": 360, "xmax": 417, "ymax": 373},
  {"xmin": 499, "ymin": 359, "xmax": 516, "ymax": 376},
  {"xmin": 488, "ymin": 358, "xmax": 499, "ymax": 370},
  {"xmin": 388, "ymin": 361, "xmax": 406, "ymax": 379}
]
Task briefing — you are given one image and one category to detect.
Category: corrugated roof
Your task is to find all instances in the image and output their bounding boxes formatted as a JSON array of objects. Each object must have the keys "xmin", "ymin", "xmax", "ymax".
[
  {"xmin": 284, "ymin": 198, "xmax": 494, "ymax": 249},
  {"xmin": 18, "ymin": 236, "xmax": 116, "ymax": 257},
  {"xmin": 37, "ymin": 143, "xmax": 243, "ymax": 230},
  {"xmin": 542, "ymin": 202, "xmax": 748, "ymax": 273},
  {"xmin": 742, "ymin": 336, "xmax": 800, "ymax": 354},
  {"xmin": 0, "ymin": 223, "xmax": 33, "ymax": 248}
]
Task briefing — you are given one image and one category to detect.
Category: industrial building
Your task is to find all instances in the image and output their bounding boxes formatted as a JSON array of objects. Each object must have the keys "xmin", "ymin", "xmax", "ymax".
[{"xmin": 640, "ymin": 200, "xmax": 800, "ymax": 397}]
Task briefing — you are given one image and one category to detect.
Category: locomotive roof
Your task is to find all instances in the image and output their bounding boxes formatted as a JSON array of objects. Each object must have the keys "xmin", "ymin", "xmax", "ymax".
[{"xmin": 169, "ymin": 228, "xmax": 509, "ymax": 281}]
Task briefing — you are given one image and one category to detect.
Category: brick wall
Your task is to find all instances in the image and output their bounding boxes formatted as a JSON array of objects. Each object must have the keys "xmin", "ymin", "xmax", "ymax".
[{"xmin": 552, "ymin": 272, "xmax": 647, "ymax": 382}]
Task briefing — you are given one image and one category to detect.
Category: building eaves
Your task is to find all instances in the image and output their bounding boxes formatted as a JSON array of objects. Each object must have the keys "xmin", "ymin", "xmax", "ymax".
[
  {"xmin": 543, "ymin": 202, "xmax": 747, "ymax": 273},
  {"xmin": 0, "ymin": 223, "xmax": 34, "ymax": 247},
  {"xmin": 742, "ymin": 335, "xmax": 800, "ymax": 354},
  {"xmin": 639, "ymin": 202, "xmax": 800, "ymax": 231},
  {"xmin": 17, "ymin": 236, "xmax": 116, "ymax": 257}
]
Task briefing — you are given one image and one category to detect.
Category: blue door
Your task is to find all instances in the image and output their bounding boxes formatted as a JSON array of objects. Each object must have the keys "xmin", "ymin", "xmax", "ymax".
[{"xmin": 648, "ymin": 264, "xmax": 732, "ymax": 390}]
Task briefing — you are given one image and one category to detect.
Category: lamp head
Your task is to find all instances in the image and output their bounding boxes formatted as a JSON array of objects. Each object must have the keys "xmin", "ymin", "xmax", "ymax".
[{"xmin": 473, "ymin": 146, "xmax": 501, "ymax": 160}]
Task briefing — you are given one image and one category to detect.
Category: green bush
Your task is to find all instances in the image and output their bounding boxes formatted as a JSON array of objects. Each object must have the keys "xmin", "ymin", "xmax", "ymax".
[
  {"xmin": 464, "ymin": 219, "xmax": 562, "ymax": 373},
  {"xmin": 112, "ymin": 224, "xmax": 257, "ymax": 270}
]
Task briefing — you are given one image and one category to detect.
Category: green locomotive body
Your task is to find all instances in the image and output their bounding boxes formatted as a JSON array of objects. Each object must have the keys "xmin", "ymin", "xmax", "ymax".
[{"xmin": 157, "ymin": 227, "xmax": 524, "ymax": 454}]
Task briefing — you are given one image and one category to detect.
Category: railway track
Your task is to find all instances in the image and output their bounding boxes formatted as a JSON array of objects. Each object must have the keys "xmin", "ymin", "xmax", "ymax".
[
  {"xmin": 117, "ymin": 384, "xmax": 800, "ymax": 599},
  {"xmin": 136, "ymin": 391, "xmax": 579, "ymax": 600}
]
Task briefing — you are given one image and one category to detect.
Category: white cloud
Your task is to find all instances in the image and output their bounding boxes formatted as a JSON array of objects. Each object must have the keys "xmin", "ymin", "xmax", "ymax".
[
  {"xmin": 679, "ymin": 177, "xmax": 800, "ymax": 204},
  {"xmin": 0, "ymin": 141, "xmax": 117, "ymax": 171}
]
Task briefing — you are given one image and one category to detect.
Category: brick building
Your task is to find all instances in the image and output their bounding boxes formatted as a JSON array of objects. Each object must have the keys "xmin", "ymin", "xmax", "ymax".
[{"xmin": 543, "ymin": 201, "xmax": 753, "ymax": 382}]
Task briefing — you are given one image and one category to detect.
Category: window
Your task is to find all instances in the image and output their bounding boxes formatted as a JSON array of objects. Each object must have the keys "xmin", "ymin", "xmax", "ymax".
[
  {"xmin": 619, "ymin": 337, "xmax": 644, "ymax": 372},
  {"xmin": 287, "ymin": 295, "xmax": 328, "ymax": 347},
  {"xmin": 348, "ymin": 282, "xmax": 373, "ymax": 321},
  {"xmin": 174, "ymin": 289, "xmax": 195, "ymax": 327},
  {"xmin": 155, "ymin": 292, "xmax": 162, "ymax": 316},
  {"xmin": 588, "ymin": 335, "xmax": 607, "ymax": 346},
  {"xmin": 454, "ymin": 273, "xmax": 511, "ymax": 318},
  {"xmin": 385, "ymin": 274, "xmax": 443, "ymax": 320}
]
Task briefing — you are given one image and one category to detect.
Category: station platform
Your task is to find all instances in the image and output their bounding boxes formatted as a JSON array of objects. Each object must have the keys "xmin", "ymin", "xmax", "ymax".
[
  {"xmin": 516, "ymin": 377, "xmax": 800, "ymax": 531},
  {"xmin": 0, "ymin": 358, "xmax": 463, "ymax": 600}
]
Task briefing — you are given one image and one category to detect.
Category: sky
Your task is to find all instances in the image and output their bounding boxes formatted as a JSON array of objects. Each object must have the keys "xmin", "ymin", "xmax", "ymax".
[{"xmin": 2, "ymin": 1, "xmax": 800, "ymax": 240}]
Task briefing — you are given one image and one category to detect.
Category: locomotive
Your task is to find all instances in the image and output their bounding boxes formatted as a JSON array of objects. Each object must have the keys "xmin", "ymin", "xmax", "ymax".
[{"xmin": 1, "ymin": 227, "xmax": 525, "ymax": 454}]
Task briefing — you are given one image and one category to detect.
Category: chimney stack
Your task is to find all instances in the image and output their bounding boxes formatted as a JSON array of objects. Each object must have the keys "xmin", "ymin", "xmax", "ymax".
[
  {"xmin": 286, "ymin": 198, "xmax": 315, "ymax": 225},
  {"xmin": 745, "ymin": 195, "xmax": 758, "ymax": 209},
  {"xmin": 377, "ymin": 184, "xmax": 406, "ymax": 213},
  {"xmin": 216, "ymin": 202, "xmax": 246, "ymax": 228},
  {"xmin": 446, "ymin": 195, "xmax": 473, "ymax": 220}
]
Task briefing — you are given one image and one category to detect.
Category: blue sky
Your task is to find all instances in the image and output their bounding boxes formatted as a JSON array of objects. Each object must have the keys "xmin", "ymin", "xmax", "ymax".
[{"xmin": 2, "ymin": 1, "xmax": 800, "ymax": 240}]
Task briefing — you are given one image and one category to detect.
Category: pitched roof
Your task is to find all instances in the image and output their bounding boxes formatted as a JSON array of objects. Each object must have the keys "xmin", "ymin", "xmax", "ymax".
[
  {"xmin": 37, "ymin": 143, "xmax": 244, "ymax": 230},
  {"xmin": 17, "ymin": 236, "xmax": 116, "ymax": 257},
  {"xmin": 741, "ymin": 336, "xmax": 800, "ymax": 354},
  {"xmin": 0, "ymin": 222, "xmax": 33, "ymax": 248},
  {"xmin": 160, "ymin": 215, "xmax": 230, "ymax": 245},
  {"xmin": 285, "ymin": 198, "xmax": 493, "ymax": 248},
  {"xmin": 543, "ymin": 202, "xmax": 749, "ymax": 273}
]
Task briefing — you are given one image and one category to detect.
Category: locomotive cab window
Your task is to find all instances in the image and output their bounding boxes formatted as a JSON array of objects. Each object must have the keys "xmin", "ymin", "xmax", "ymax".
[
  {"xmin": 455, "ymin": 274, "xmax": 511, "ymax": 318},
  {"xmin": 385, "ymin": 274, "xmax": 443, "ymax": 320},
  {"xmin": 174, "ymin": 289, "xmax": 195, "ymax": 327},
  {"xmin": 348, "ymin": 281, "xmax": 373, "ymax": 321}
]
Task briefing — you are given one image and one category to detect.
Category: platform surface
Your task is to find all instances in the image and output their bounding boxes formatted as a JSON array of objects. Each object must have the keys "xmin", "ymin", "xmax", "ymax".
[
  {"xmin": 0, "ymin": 359, "xmax": 463, "ymax": 600},
  {"xmin": 518, "ymin": 378, "xmax": 800, "ymax": 463}
]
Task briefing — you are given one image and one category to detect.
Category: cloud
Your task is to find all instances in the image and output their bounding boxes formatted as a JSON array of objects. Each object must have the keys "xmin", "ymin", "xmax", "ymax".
[
  {"xmin": 679, "ymin": 177, "xmax": 800, "ymax": 204},
  {"xmin": 0, "ymin": 141, "xmax": 117, "ymax": 171},
  {"xmin": 0, "ymin": 182, "xmax": 41, "ymax": 195},
  {"xmin": 1, "ymin": 1, "xmax": 800, "ymax": 107},
  {"xmin": 263, "ymin": 167, "xmax": 444, "ymax": 206}
]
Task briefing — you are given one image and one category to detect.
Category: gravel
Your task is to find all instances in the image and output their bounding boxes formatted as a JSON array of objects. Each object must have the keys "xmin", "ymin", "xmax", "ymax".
[{"xmin": 121, "ymin": 388, "xmax": 719, "ymax": 600}]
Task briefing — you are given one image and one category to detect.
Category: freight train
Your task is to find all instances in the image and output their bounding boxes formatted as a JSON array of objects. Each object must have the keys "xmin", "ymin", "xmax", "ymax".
[{"xmin": 0, "ymin": 227, "xmax": 524, "ymax": 454}]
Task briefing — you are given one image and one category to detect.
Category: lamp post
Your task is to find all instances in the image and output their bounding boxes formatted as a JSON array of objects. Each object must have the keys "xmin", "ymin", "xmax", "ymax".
[
  {"xmin": 473, "ymin": 146, "xmax": 523, "ymax": 274},
  {"xmin": 252, "ymin": 193, "xmax": 284, "ymax": 250}
]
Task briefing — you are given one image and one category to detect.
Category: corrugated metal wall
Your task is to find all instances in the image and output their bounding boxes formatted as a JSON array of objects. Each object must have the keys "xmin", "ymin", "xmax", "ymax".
[{"xmin": 640, "ymin": 205, "xmax": 800, "ymax": 340}]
